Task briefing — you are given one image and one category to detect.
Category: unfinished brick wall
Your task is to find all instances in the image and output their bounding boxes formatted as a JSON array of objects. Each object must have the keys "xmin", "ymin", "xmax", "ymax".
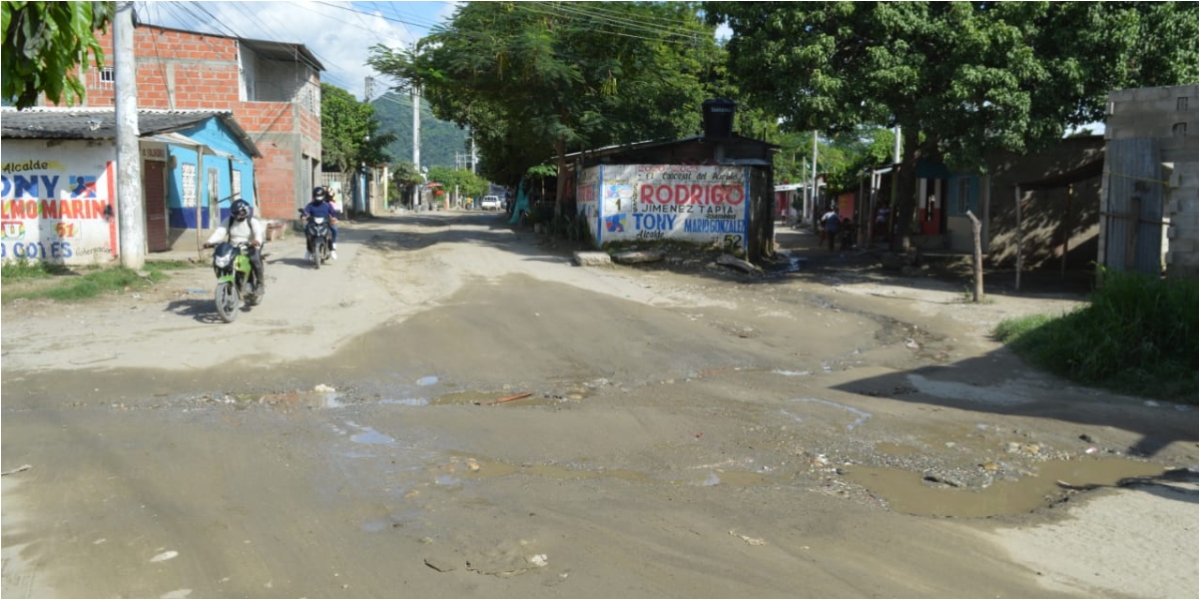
[{"xmin": 73, "ymin": 24, "xmax": 322, "ymax": 220}]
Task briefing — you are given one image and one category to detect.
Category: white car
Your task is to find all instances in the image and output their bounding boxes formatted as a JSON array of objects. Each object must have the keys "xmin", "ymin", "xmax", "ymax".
[{"xmin": 480, "ymin": 195, "xmax": 501, "ymax": 210}]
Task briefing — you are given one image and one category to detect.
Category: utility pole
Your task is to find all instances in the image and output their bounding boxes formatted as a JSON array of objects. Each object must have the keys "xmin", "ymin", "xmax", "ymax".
[
  {"xmin": 115, "ymin": 1, "xmax": 144, "ymax": 269},
  {"xmin": 889, "ymin": 125, "xmax": 901, "ymax": 246},
  {"xmin": 470, "ymin": 130, "xmax": 477, "ymax": 175},
  {"xmin": 411, "ymin": 85, "xmax": 421, "ymax": 209},
  {"xmin": 809, "ymin": 130, "xmax": 818, "ymax": 228}
]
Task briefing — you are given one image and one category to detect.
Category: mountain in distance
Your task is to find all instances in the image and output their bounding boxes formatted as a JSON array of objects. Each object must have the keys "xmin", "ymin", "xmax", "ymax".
[{"xmin": 371, "ymin": 92, "xmax": 470, "ymax": 169}]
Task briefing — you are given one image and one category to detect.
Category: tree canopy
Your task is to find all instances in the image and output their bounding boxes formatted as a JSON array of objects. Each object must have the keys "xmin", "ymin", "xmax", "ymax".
[
  {"xmin": 367, "ymin": 1, "xmax": 727, "ymax": 198},
  {"xmin": 2, "ymin": 1, "xmax": 114, "ymax": 108},
  {"xmin": 704, "ymin": 1, "xmax": 1199, "ymax": 244},
  {"xmin": 320, "ymin": 83, "xmax": 396, "ymax": 173}
]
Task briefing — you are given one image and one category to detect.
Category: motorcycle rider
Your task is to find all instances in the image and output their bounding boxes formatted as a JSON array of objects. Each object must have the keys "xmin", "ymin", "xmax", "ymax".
[
  {"xmin": 302, "ymin": 186, "xmax": 340, "ymax": 260},
  {"xmin": 203, "ymin": 198, "xmax": 266, "ymax": 293}
]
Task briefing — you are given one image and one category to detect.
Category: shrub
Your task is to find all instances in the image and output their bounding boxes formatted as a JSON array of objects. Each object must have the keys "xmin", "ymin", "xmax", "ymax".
[{"xmin": 994, "ymin": 269, "xmax": 1198, "ymax": 402}]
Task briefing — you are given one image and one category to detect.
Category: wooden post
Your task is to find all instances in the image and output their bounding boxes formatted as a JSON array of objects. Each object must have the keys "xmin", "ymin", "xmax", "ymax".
[
  {"xmin": 1061, "ymin": 184, "xmax": 1072, "ymax": 277},
  {"xmin": 1014, "ymin": 185, "xmax": 1022, "ymax": 291},
  {"xmin": 967, "ymin": 210, "xmax": 984, "ymax": 302}
]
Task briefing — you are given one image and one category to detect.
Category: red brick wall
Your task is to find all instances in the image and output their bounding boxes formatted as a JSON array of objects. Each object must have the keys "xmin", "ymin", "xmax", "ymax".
[{"xmin": 73, "ymin": 24, "xmax": 323, "ymax": 220}]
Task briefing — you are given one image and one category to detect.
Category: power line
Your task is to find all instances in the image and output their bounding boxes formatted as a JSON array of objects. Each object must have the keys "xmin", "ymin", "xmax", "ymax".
[{"xmin": 529, "ymin": 2, "xmax": 707, "ymax": 42}]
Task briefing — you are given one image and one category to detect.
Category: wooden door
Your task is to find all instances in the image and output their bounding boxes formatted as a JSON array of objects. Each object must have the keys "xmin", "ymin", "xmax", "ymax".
[{"xmin": 143, "ymin": 160, "xmax": 169, "ymax": 251}]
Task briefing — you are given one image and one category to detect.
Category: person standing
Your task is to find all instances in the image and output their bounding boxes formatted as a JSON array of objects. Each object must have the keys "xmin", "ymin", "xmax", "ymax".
[
  {"xmin": 820, "ymin": 204, "xmax": 841, "ymax": 252},
  {"xmin": 327, "ymin": 188, "xmax": 343, "ymax": 255}
]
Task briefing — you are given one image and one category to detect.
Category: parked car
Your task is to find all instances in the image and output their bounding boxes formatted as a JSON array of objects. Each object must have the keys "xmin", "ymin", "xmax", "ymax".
[{"xmin": 481, "ymin": 195, "xmax": 501, "ymax": 210}]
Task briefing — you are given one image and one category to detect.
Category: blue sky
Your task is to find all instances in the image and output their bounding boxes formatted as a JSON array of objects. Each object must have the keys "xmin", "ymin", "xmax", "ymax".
[{"xmin": 134, "ymin": 1, "xmax": 459, "ymax": 99}]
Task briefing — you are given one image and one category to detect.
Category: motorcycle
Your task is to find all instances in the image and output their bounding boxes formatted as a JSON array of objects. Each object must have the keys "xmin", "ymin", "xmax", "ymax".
[
  {"xmin": 207, "ymin": 241, "xmax": 262, "ymax": 323},
  {"xmin": 300, "ymin": 208, "xmax": 333, "ymax": 269}
]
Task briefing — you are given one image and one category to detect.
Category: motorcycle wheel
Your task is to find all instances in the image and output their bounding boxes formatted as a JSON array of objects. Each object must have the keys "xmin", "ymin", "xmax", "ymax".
[
  {"xmin": 215, "ymin": 282, "xmax": 240, "ymax": 323},
  {"xmin": 312, "ymin": 241, "xmax": 323, "ymax": 270}
]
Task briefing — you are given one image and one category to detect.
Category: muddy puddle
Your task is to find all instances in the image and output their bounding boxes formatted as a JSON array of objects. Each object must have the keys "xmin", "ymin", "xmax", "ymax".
[
  {"xmin": 844, "ymin": 457, "xmax": 1169, "ymax": 517},
  {"xmin": 433, "ymin": 456, "xmax": 772, "ymax": 488}
]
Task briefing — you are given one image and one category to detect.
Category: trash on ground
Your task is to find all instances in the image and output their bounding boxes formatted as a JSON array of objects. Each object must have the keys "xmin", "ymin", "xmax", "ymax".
[
  {"xmin": 729, "ymin": 530, "xmax": 766, "ymax": 546},
  {"xmin": 1, "ymin": 464, "xmax": 32, "ymax": 476}
]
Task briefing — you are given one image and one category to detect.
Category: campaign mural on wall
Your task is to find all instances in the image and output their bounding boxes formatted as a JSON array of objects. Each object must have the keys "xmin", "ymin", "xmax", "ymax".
[
  {"xmin": 583, "ymin": 164, "xmax": 749, "ymax": 249},
  {"xmin": 0, "ymin": 141, "xmax": 117, "ymax": 264}
]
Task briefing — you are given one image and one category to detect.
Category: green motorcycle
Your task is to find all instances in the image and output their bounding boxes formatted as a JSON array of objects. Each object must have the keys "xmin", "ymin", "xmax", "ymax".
[{"xmin": 207, "ymin": 241, "xmax": 262, "ymax": 323}]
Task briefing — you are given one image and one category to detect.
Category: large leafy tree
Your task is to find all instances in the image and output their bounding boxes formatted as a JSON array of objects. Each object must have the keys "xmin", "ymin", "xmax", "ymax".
[
  {"xmin": 368, "ymin": 1, "xmax": 724, "ymax": 210},
  {"xmin": 2, "ymin": 1, "xmax": 114, "ymax": 108},
  {"xmin": 320, "ymin": 83, "xmax": 396, "ymax": 173},
  {"xmin": 427, "ymin": 165, "xmax": 488, "ymax": 200},
  {"xmin": 705, "ymin": 1, "xmax": 1199, "ymax": 248}
]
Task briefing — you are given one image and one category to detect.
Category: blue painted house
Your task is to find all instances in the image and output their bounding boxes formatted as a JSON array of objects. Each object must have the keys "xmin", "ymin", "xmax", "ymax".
[{"xmin": 1, "ymin": 108, "xmax": 260, "ymax": 258}]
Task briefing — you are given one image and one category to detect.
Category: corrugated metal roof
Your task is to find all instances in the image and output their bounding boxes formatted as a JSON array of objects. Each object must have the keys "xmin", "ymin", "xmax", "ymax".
[{"xmin": 0, "ymin": 108, "xmax": 260, "ymax": 158}]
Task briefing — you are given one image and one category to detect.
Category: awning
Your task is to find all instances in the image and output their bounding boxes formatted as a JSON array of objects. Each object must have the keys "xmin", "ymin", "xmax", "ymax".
[{"xmin": 144, "ymin": 132, "xmax": 243, "ymax": 162}]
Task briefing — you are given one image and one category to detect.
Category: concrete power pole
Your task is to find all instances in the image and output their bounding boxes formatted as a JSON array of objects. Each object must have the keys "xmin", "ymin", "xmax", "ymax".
[
  {"xmin": 115, "ymin": 1, "xmax": 145, "ymax": 269},
  {"xmin": 470, "ymin": 130, "xmax": 477, "ymax": 175},
  {"xmin": 412, "ymin": 86, "xmax": 421, "ymax": 209},
  {"xmin": 809, "ymin": 130, "xmax": 818, "ymax": 227}
]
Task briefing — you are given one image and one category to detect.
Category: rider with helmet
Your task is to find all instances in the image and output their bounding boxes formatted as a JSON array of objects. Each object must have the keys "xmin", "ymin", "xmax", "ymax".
[
  {"xmin": 302, "ymin": 186, "xmax": 340, "ymax": 260},
  {"xmin": 204, "ymin": 198, "xmax": 266, "ymax": 292}
]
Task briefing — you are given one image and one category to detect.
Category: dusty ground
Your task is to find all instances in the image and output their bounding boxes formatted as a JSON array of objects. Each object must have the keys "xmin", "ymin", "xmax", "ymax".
[{"xmin": 2, "ymin": 211, "xmax": 1196, "ymax": 598}]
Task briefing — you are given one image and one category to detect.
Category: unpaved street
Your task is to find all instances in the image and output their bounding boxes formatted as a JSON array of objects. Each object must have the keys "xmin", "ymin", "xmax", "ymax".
[{"xmin": 2, "ymin": 212, "xmax": 1197, "ymax": 598}]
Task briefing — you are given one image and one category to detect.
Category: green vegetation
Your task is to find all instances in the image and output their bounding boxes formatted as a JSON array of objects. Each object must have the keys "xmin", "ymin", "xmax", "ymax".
[
  {"xmin": 705, "ymin": 2, "xmax": 1199, "ymax": 245},
  {"xmin": 1, "ymin": 259, "xmax": 189, "ymax": 304},
  {"xmin": 320, "ymin": 83, "xmax": 396, "ymax": 172},
  {"xmin": 367, "ymin": 2, "xmax": 734, "ymax": 196},
  {"xmin": 371, "ymin": 92, "xmax": 470, "ymax": 170},
  {"xmin": 2, "ymin": 1, "xmax": 114, "ymax": 108},
  {"xmin": 993, "ymin": 271, "xmax": 1199, "ymax": 402}
]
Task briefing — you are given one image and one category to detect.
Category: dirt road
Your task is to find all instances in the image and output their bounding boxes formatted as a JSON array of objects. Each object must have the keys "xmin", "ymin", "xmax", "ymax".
[{"xmin": 2, "ymin": 212, "xmax": 1196, "ymax": 598}]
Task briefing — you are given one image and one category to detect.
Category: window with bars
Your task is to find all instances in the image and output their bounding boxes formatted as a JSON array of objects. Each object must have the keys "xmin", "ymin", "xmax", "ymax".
[
  {"xmin": 97, "ymin": 67, "xmax": 115, "ymax": 88},
  {"xmin": 181, "ymin": 164, "xmax": 197, "ymax": 207}
]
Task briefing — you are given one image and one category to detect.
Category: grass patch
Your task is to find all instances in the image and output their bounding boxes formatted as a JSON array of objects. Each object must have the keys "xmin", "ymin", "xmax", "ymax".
[
  {"xmin": 1, "ymin": 260, "xmax": 179, "ymax": 304},
  {"xmin": 1, "ymin": 258, "xmax": 71, "ymax": 281},
  {"xmin": 993, "ymin": 269, "xmax": 1198, "ymax": 402}
]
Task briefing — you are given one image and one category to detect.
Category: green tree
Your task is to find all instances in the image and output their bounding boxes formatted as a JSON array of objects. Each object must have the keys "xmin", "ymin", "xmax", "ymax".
[
  {"xmin": 427, "ymin": 165, "xmax": 488, "ymax": 200},
  {"xmin": 368, "ymin": 2, "xmax": 724, "ymax": 211},
  {"xmin": 390, "ymin": 161, "xmax": 422, "ymax": 207},
  {"xmin": 320, "ymin": 83, "xmax": 397, "ymax": 173},
  {"xmin": 705, "ymin": 1, "xmax": 1199, "ymax": 248},
  {"xmin": 2, "ymin": 1, "xmax": 114, "ymax": 108}
]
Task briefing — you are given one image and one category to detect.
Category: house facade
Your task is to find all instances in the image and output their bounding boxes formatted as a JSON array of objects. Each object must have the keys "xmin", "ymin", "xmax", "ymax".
[
  {"xmin": 1, "ymin": 109, "xmax": 260, "ymax": 262},
  {"xmin": 72, "ymin": 22, "xmax": 323, "ymax": 221}
]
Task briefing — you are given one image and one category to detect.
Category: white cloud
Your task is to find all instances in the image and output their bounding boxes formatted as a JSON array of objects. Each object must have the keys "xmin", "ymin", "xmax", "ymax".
[{"xmin": 134, "ymin": 1, "xmax": 448, "ymax": 98}]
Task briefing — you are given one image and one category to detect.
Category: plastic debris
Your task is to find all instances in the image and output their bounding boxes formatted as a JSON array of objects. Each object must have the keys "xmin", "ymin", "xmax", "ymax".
[{"xmin": 729, "ymin": 530, "xmax": 766, "ymax": 546}]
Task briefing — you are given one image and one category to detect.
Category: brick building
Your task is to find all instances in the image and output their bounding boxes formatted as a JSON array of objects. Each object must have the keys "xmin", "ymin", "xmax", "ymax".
[{"xmin": 73, "ymin": 22, "xmax": 324, "ymax": 221}]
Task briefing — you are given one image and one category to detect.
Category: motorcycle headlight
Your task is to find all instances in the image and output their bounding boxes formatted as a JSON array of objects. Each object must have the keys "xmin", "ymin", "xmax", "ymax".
[{"xmin": 214, "ymin": 253, "xmax": 233, "ymax": 268}]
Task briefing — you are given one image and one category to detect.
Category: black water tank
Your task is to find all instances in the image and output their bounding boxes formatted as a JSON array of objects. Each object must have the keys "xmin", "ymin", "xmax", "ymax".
[{"xmin": 702, "ymin": 99, "xmax": 736, "ymax": 139}]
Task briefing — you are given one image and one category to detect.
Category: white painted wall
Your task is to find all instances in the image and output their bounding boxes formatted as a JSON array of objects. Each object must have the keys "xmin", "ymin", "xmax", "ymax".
[{"xmin": 1, "ymin": 140, "xmax": 118, "ymax": 265}]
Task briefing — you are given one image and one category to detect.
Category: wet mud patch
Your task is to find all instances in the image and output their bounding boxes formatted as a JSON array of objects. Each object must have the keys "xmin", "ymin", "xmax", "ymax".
[{"xmin": 844, "ymin": 457, "xmax": 1169, "ymax": 518}]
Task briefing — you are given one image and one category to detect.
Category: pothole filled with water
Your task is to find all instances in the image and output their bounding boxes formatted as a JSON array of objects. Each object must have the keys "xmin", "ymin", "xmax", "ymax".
[{"xmin": 844, "ymin": 457, "xmax": 1170, "ymax": 517}]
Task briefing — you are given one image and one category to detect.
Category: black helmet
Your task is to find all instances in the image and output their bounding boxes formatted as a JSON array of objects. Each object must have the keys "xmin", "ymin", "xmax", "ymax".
[
  {"xmin": 313, "ymin": 186, "xmax": 328, "ymax": 203},
  {"xmin": 231, "ymin": 199, "xmax": 251, "ymax": 221}
]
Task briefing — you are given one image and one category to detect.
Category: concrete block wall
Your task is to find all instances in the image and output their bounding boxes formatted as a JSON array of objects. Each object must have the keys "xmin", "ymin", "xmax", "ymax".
[{"xmin": 1105, "ymin": 84, "xmax": 1199, "ymax": 278}]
